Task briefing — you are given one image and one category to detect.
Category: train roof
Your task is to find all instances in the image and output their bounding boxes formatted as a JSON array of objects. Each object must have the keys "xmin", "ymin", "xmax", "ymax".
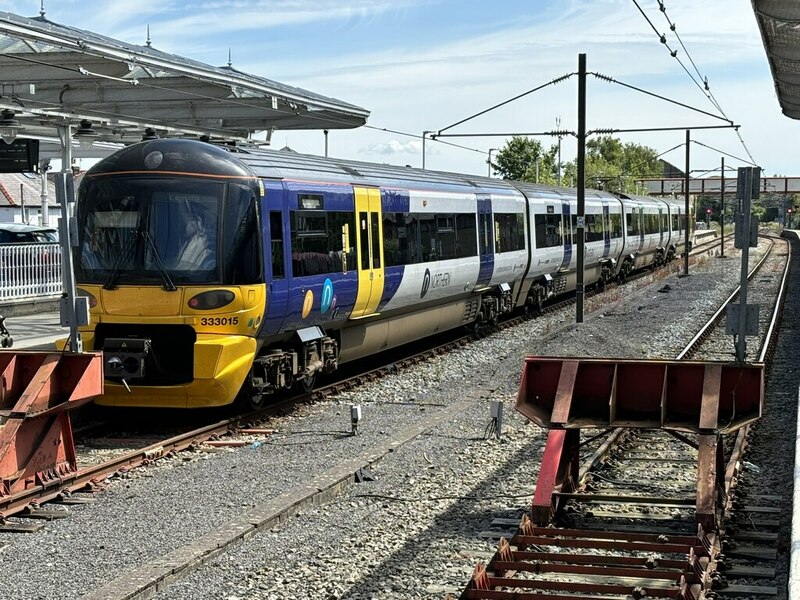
[
  {"xmin": 85, "ymin": 139, "xmax": 660, "ymax": 204},
  {"xmin": 230, "ymin": 144, "xmax": 622, "ymax": 201},
  {"xmin": 231, "ymin": 144, "xmax": 519, "ymax": 194}
]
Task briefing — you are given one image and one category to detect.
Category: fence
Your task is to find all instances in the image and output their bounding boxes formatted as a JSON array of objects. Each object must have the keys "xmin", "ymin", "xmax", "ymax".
[{"xmin": 0, "ymin": 243, "xmax": 62, "ymax": 302}]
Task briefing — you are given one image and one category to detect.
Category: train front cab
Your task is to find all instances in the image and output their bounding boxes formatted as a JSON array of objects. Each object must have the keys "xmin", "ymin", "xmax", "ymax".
[{"xmin": 73, "ymin": 145, "xmax": 267, "ymax": 408}]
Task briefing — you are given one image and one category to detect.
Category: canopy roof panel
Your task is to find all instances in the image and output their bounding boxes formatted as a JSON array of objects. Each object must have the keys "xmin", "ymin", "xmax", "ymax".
[
  {"xmin": 753, "ymin": 0, "xmax": 800, "ymax": 119},
  {"xmin": 0, "ymin": 10, "xmax": 369, "ymax": 148}
]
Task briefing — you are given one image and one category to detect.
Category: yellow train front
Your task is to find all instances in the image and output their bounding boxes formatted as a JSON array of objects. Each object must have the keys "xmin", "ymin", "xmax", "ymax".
[{"xmin": 75, "ymin": 140, "xmax": 266, "ymax": 408}]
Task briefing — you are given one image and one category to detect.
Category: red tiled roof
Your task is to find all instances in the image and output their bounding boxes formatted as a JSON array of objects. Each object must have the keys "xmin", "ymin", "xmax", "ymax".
[
  {"xmin": 0, "ymin": 181, "xmax": 15, "ymax": 205},
  {"xmin": 0, "ymin": 172, "xmax": 58, "ymax": 208}
]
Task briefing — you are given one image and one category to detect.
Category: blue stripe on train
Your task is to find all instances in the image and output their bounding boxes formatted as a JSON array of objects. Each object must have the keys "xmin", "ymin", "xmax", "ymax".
[
  {"xmin": 476, "ymin": 197, "xmax": 493, "ymax": 286},
  {"xmin": 378, "ymin": 189, "xmax": 409, "ymax": 309},
  {"xmin": 560, "ymin": 202, "xmax": 571, "ymax": 270}
]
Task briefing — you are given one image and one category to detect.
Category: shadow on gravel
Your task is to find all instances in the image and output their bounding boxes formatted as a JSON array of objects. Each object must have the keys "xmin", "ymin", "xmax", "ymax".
[{"xmin": 339, "ymin": 435, "xmax": 546, "ymax": 598}]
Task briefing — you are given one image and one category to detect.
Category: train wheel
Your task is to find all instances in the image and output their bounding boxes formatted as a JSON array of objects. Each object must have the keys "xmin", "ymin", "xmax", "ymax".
[
  {"xmin": 297, "ymin": 374, "xmax": 316, "ymax": 394},
  {"xmin": 236, "ymin": 380, "xmax": 266, "ymax": 412}
]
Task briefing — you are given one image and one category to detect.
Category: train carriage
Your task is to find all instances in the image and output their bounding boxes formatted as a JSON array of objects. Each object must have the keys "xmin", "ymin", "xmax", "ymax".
[{"xmin": 72, "ymin": 139, "xmax": 686, "ymax": 409}]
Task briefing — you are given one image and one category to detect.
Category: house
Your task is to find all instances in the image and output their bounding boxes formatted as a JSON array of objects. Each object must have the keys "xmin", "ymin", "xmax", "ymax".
[
  {"xmin": 0, "ymin": 168, "xmax": 86, "ymax": 228},
  {"xmin": 0, "ymin": 171, "xmax": 60, "ymax": 227}
]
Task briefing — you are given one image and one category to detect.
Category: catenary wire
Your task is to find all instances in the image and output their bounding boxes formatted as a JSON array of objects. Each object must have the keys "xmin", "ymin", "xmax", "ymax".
[
  {"xmin": 630, "ymin": 0, "xmax": 721, "ymax": 114},
  {"xmin": 657, "ymin": 0, "xmax": 727, "ymax": 117},
  {"xmin": 691, "ymin": 140, "xmax": 758, "ymax": 167},
  {"xmin": 363, "ymin": 124, "xmax": 487, "ymax": 156},
  {"xmin": 631, "ymin": 0, "xmax": 759, "ymax": 169},
  {"xmin": 436, "ymin": 72, "xmax": 575, "ymax": 135}
]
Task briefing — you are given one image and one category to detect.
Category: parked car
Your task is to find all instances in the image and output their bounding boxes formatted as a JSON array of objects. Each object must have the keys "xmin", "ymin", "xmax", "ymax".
[{"xmin": 0, "ymin": 223, "xmax": 58, "ymax": 243}]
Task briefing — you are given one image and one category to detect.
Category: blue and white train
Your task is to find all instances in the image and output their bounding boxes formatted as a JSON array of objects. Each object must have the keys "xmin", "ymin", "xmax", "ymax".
[{"xmin": 72, "ymin": 139, "xmax": 686, "ymax": 408}]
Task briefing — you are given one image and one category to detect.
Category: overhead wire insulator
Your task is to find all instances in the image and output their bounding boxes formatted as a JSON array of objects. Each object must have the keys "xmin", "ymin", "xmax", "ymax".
[
  {"xmin": 553, "ymin": 72, "xmax": 575, "ymax": 84},
  {"xmin": 592, "ymin": 71, "xmax": 614, "ymax": 83}
]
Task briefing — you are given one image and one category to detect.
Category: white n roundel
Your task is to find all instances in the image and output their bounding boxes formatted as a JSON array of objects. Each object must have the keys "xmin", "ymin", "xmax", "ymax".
[{"xmin": 420, "ymin": 268, "xmax": 431, "ymax": 298}]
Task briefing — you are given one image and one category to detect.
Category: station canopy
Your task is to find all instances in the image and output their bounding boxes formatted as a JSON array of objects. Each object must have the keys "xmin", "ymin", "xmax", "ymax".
[
  {"xmin": 753, "ymin": 0, "xmax": 800, "ymax": 119},
  {"xmin": 0, "ymin": 10, "xmax": 370, "ymax": 159}
]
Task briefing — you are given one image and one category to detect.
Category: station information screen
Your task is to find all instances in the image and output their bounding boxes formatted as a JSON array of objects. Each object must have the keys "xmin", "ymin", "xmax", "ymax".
[{"xmin": 0, "ymin": 139, "xmax": 39, "ymax": 173}]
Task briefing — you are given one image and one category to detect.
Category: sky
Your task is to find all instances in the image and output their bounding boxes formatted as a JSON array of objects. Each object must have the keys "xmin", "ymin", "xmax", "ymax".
[{"xmin": 5, "ymin": 0, "xmax": 792, "ymax": 178}]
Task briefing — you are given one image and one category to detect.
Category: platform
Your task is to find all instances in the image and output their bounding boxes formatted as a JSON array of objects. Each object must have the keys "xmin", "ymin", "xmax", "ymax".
[{"xmin": 3, "ymin": 310, "xmax": 65, "ymax": 350}]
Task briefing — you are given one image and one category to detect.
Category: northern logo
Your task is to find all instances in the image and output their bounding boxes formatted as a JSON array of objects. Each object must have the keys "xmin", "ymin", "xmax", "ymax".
[{"xmin": 420, "ymin": 268, "xmax": 431, "ymax": 298}]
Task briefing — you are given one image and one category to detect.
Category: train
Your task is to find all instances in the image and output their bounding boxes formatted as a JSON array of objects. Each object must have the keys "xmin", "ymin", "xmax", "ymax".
[{"xmin": 72, "ymin": 138, "xmax": 687, "ymax": 409}]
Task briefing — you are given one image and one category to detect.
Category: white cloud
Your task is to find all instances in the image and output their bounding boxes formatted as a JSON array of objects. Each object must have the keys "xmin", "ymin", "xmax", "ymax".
[
  {"xmin": 264, "ymin": 0, "xmax": 781, "ymax": 175},
  {"xmin": 109, "ymin": 0, "xmax": 423, "ymax": 44},
  {"xmin": 360, "ymin": 138, "xmax": 422, "ymax": 155}
]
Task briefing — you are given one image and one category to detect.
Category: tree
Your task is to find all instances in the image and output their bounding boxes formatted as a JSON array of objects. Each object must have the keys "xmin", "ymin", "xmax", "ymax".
[
  {"xmin": 493, "ymin": 135, "xmax": 661, "ymax": 193},
  {"xmin": 492, "ymin": 136, "xmax": 558, "ymax": 184},
  {"xmin": 575, "ymin": 136, "xmax": 661, "ymax": 195}
]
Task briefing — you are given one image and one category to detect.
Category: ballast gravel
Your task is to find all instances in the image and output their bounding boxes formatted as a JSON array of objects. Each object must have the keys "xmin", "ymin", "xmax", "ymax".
[{"xmin": 0, "ymin": 240, "xmax": 785, "ymax": 600}]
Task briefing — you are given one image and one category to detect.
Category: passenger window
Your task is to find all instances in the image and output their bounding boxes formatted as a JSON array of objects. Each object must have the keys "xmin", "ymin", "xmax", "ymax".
[
  {"xmin": 494, "ymin": 213, "xmax": 525, "ymax": 253},
  {"xmin": 534, "ymin": 214, "xmax": 563, "ymax": 249},
  {"xmin": 270, "ymin": 211, "xmax": 284, "ymax": 279},
  {"xmin": 370, "ymin": 213, "xmax": 381, "ymax": 268},
  {"xmin": 456, "ymin": 214, "xmax": 477, "ymax": 258},
  {"xmin": 289, "ymin": 209, "xmax": 356, "ymax": 277}
]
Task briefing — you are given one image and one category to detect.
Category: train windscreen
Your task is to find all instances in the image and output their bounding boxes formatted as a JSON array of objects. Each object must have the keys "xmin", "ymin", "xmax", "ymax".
[{"xmin": 76, "ymin": 177, "xmax": 261, "ymax": 287}]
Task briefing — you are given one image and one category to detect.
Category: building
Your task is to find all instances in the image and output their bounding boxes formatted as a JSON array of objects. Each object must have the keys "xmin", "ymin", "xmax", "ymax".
[{"xmin": 0, "ymin": 171, "xmax": 60, "ymax": 227}]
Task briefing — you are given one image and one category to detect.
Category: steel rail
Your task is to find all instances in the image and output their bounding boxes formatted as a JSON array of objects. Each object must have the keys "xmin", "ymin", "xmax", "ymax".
[
  {"xmin": 0, "ymin": 328, "xmax": 483, "ymax": 517},
  {"xmin": 758, "ymin": 235, "xmax": 792, "ymax": 363},
  {"xmin": 0, "ymin": 406, "xmax": 273, "ymax": 518},
  {"xmin": 676, "ymin": 234, "xmax": 775, "ymax": 360}
]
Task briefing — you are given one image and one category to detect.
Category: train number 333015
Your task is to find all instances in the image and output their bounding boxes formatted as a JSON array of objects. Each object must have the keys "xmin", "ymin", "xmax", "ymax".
[{"xmin": 200, "ymin": 317, "xmax": 240, "ymax": 326}]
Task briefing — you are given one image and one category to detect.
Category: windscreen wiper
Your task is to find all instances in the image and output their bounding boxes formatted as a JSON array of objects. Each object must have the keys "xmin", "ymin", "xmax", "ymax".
[
  {"xmin": 141, "ymin": 230, "xmax": 177, "ymax": 291},
  {"xmin": 103, "ymin": 230, "xmax": 137, "ymax": 290}
]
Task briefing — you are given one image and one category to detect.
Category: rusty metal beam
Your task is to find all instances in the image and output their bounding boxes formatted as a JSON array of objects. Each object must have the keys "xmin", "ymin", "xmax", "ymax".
[
  {"xmin": 0, "ymin": 352, "xmax": 102, "ymax": 502},
  {"xmin": 517, "ymin": 357, "xmax": 763, "ymax": 434},
  {"xmin": 530, "ymin": 429, "xmax": 580, "ymax": 524}
]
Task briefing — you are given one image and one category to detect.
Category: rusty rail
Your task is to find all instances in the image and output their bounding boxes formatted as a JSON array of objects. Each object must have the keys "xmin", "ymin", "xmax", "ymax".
[{"xmin": 458, "ymin": 234, "xmax": 790, "ymax": 599}]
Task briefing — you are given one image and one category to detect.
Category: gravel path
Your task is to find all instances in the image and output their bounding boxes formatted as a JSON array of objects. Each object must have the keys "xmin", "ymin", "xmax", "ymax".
[{"xmin": 0, "ymin": 242, "xmax": 784, "ymax": 600}]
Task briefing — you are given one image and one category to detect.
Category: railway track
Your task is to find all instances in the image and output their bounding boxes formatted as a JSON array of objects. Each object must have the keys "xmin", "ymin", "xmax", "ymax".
[
  {"xmin": 458, "ymin": 233, "xmax": 790, "ymax": 599},
  {"xmin": 0, "ymin": 232, "xmax": 736, "ymax": 529}
]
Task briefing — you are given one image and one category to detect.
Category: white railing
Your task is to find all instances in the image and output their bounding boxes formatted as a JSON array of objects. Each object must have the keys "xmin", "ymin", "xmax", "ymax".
[{"xmin": 0, "ymin": 243, "xmax": 63, "ymax": 302}]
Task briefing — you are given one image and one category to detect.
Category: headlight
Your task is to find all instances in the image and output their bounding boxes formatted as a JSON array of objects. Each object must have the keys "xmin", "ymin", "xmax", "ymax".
[{"xmin": 188, "ymin": 290, "xmax": 235, "ymax": 310}]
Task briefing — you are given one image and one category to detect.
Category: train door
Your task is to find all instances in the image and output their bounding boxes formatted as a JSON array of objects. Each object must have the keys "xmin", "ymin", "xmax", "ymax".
[
  {"xmin": 559, "ymin": 200, "xmax": 572, "ymax": 270},
  {"xmin": 658, "ymin": 207, "xmax": 665, "ymax": 247},
  {"xmin": 262, "ymin": 181, "xmax": 290, "ymax": 335},
  {"xmin": 602, "ymin": 202, "xmax": 611, "ymax": 258},
  {"xmin": 350, "ymin": 186, "xmax": 384, "ymax": 318},
  {"xmin": 637, "ymin": 206, "xmax": 645, "ymax": 252},
  {"xmin": 477, "ymin": 195, "xmax": 493, "ymax": 286}
]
